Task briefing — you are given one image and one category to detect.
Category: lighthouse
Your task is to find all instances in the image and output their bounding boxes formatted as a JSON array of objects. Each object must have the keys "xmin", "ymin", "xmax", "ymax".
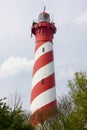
[{"xmin": 30, "ymin": 9, "xmax": 57, "ymax": 126}]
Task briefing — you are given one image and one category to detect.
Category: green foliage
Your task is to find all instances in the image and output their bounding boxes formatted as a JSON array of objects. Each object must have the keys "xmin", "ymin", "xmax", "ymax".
[
  {"xmin": 68, "ymin": 72, "xmax": 87, "ymax": 130},
  {"xmin": 0, "ymin": 98, "xmax": 34, "ymax": 130},
  {"xmin": 0, "ymin": 98, "xmax": 10, "ymax": 129}
]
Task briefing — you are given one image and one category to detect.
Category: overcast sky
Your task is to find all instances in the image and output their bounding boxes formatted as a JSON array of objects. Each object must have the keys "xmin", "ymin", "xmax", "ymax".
[{"xmin": 0, "ymin": 0, "xmax": 87, "ymax": 110}]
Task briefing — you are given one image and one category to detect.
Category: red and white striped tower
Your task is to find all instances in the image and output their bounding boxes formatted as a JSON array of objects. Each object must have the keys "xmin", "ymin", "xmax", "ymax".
[{"xmin": 30, "ymin": 10, "xmax": 57, "ymax": 126}]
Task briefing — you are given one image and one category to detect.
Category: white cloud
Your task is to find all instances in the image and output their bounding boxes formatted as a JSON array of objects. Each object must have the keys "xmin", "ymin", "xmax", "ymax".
[
  {"xmin": 73, "ymin": 11, "xmax": 87, "ymax": 25},
  {"xmin": 0, "ymin": 56, "xmax": 33, "ymax": 79}
]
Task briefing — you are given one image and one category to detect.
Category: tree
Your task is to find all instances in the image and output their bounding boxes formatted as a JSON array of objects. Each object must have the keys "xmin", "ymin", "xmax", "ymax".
[
  {"xmin": 0, "ymin": 97, "xmax": 34, "ymax": 130},
  {"xmin": 68, "ymin": 72, "xmax": 87, "ymax": 130},
  {"xmin": 0, "ymin": 98, "xmax": 10, "ymax": 129}
]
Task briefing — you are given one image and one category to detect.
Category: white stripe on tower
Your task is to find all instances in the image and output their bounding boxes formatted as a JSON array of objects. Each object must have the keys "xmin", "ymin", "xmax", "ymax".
[
  {"xmin": 32, "ymin": 61, "xmax": 54, "ymax": 90},
  {"xmin": 30, "ymin": 87, "xmax": 56, "ymax": 114},
  {"xmin": 34, "ymin": 41, "xmax": 53, "ymax": 62},
  {"xmin": 30, "ymin": 11, "xmax": 57, "ymax": 126}
]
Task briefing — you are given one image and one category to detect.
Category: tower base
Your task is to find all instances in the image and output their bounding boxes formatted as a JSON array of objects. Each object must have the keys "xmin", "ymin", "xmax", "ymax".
[{"xmin": 29, "ymin": 100, "xmax": 57, "ymax": 126}]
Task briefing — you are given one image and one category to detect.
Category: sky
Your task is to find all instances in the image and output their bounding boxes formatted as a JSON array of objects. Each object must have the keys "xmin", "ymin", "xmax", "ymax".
[{"xmin": 0, "ymin": 0, "xmax": 87, "ymax": 110}]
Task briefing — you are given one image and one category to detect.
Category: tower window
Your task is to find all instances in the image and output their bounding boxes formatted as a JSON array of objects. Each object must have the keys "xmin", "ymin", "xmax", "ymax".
[
  {"xmin": 42, "ymin": 79, "xmax": 44, "ymax": 85},
  {"xmin": 42, "ymin": 47, "xmax": 45, "ymax": 52},
  {"xmin": 42, "ymin": 30, "xmax": 45, "ymax": 34}
]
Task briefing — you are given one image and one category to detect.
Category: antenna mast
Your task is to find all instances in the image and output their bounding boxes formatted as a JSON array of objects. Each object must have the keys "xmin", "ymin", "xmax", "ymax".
[{"xmin": 43, "ymin": 6, "xmax": 46, "ymax": 12}]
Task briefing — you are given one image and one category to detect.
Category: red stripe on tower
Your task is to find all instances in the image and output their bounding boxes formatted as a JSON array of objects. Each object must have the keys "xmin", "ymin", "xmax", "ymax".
[{"xmin": 30, "ymin": 10, "xmax": 57, "ymax": 126}]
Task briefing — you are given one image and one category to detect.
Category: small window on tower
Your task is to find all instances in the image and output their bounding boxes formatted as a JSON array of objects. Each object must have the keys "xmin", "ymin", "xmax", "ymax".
[
  {"xmin": 42, "ymin": 47, "xmax": 45, "ymax": 52},
  {"xmin": 42, "ymin": 79, "xmax": 44, "ymax": 85}
]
